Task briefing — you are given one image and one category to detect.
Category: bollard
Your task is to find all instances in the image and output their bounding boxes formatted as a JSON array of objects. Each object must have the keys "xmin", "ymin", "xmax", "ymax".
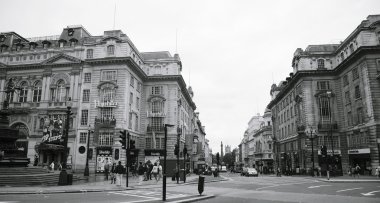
[{"xmin": 198, "ymin": 176, "xmax": 205, "ymax": 195}]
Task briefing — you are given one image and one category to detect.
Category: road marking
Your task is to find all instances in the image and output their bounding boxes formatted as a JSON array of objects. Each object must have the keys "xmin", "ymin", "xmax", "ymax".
[
  {"xmin": 120, "ymin": 199, "xmax": 160, "ymax": 203},
  {"xmin": 308, "ymin": 185, "xmax": 331, "ymax": 188},
  {"xmin": 256, "ymin": 181, "xmax": 315, "ymax": 190},
  {"xmin": 361, "ymin": 190, "xmax": 380, "ymax": 196},
  {"xmin": 109, "ymin": 192, "xmax": 157, "ymax": 199},
  {"xmin": 336, "ymin": 187, "xmax": 362, "ymax": 193}
]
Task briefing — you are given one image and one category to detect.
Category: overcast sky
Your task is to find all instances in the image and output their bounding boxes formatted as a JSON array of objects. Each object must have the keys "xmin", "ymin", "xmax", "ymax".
[{"xmin": 1, "ymin": 0, "xmax": 379, "ymax": 154}]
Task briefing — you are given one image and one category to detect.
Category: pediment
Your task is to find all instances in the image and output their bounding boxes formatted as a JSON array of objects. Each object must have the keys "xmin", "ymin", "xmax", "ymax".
[
  {"xmin": 0, "ymin": 62, "xmax": 7, "ymax": 68},
  {"xmin": 41, "ymin": 53, "xmax": 82, "ymax": 65}
]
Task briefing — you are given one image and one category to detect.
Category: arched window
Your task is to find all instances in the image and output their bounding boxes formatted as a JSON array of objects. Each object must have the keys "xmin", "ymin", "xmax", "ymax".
[
  {"xmin": 107, "ymin": 45, "xmax": 115, "ymax": 55},
  {"xmin": 317, "ymin": 59, "xmax": 325, "ymax": 69},
  {"xmin": 69, "ymin": 38, "xmax": 78, "ymax": 47},
  {"xmin": 18, "ymin": 82, "xmax": 28, "ymax": 103},
  {"xmin": 33, "ymin": 81, "xmax": 42, "ymax": 102},
  {"xmin": 56, "ymin": 79, "xmax": 68, "ymax": 102},
  {"xmin": 58, "ymin": 39, "xmax": 66, "ymax": 48}
]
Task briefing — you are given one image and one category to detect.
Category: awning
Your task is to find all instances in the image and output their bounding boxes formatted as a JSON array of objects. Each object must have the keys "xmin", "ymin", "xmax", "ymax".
[{"xmin": 37, "ymin": 143, "xmax": 65, "ymax": 151}]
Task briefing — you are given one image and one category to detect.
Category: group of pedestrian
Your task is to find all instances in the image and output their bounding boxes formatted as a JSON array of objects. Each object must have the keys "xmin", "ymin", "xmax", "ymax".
[
  {"xmin": 348, "ymin": 164, "xmax": 361, "ymax": 178},
  {"xmin": 136, "ymin": 161, "xmax": 162, "ymax": 184}
]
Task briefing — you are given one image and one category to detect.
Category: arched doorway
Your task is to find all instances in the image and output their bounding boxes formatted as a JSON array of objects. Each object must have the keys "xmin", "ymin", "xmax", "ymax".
[{"xmin": 10, "ymin": 123, "xmax": 29, "ymax": 157}]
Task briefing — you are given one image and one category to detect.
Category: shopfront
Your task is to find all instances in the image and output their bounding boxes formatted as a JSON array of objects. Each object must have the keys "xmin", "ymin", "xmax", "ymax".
[
  {"xmin": 318, "ymin": 149, "xmax": 342, "ymax": 176},
  {"xmin": 96, "ymin": 147, "xmax": 112, "ymax": 173},
  {"xmin": 144, "ymin": 149, "xmax": 164, "ymax": 164},
  {"xmin": 348, "ymin": 148, "xmax": 371, "ymax": 175}
]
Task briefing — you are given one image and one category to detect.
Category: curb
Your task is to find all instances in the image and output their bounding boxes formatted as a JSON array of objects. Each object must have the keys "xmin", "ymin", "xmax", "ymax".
[
  {"xmin": 317, "ymin": 179, "xmax": 380, "ymax": 183},
  {"xmin": 0, "ymin": 177, "xmax": 227, "ymax": 195},
  {"xmin": 169, "ymin": 195, "xmax": 215, "ymax": 203}
]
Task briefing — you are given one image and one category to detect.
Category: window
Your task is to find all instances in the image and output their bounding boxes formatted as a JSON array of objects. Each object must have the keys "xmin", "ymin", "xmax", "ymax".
[
  {"xmin": 150, "ymin": 117, "xmax": 163, "ymax": 131},
  {"xmin": 136, "ymin": 97, "xmax": 140, "ymax": 110},
  {"xmin": 33, "ymin": 81, "xmax": 42, "ymax": 102},
  {"xmin": 56, "ymin": 80, "xmax": 68, "ymax": 102},
  {"xmin": 129, "ymin": 92, "xmax": 133, "ymax": 105},
  {"xmin": 357, "ymin": 107, "xmax": 364, "ymax": 124},
  {"xmin": 345, "ymin": 91, "xmax": 351, "ymax": 104},
  {"xmin": 100, "ymin": 108, "xmax": 113, "ymax": 120},
  {"xmin": 317, "ymin": 81, "xmax": 330, "ymax": 90},
  {"xmin": 79, "ymin": 132, "xmax": 87, "ymax": 144},
  {"xmin": 354, "ymin": 85, "xmax": 361, "ymax": 99},
  {"xmin": 107, "ymin": 45, "xmax": 115, "ymax": 55},
  {"xmin": 349, "ymin": 44, "xmax": 354, "ymax": 53},
  {"xmin": 135, "ymin": 115, "xmax": 139, "ymax": 131},
  {"xmin": 151, "ymin": 86, "xmax": 163, "ymax": 95},
  {"xmin": 137, "ymin": 82, "xmax": 141, "ymax": 92},
  {"xmin": 340, "ymin": 52, "xmax": 344, "ymax": 61},
  {"xmin": 317, "ymin": 59, "xmax": 325, "ymax": 69},
  {"xmin": 39, "ymin": 118, "xmax": 44, "ymax": 129},
  {"xmin": 59, "ymin": 41, "xmax": 65, "ymax": 48},
  {"xmin": 44, "ymin": 54, "xmax": 47, "ymax": 59},
  {"xmin": 101, "ymin": 86, "xmax": 115, "ymax": 102},
  {"xmin": 146, "ymin": 138, "xmax": 152, "ymax": 148},
  {"xmin": 101, "ymin": 70, "xmax": 116, "ymax": 81},
  {"xmin": 29, "ymin": 55, "xmax": 33, "ymax": 60},
  {"xmin": 82, "ymin": 89, "xmax": 90, "ymax": 102},
  {"xmin": 347, "ymin": 111, "xmax": 352, "ymax": 126},
  {"xmin": 128, "ymin": 113, "xmax": 133, "ymax": 129},
  {"xmin": 352, "ymin": 68, "xmax": 359, "ymax": 80},
  {"xmin": 130, "ymin": 76, "xmax": 134, "ymax": 87},
  {"xmin": 98, "ymin": 132, "xmax": 114, "ymax": 146},
  {"xmin": 86, "ymin": 49, "xmax": 93, "ymax": 59},
  {"xmin": 18, "ymin": 82, "xmax": 28, "ymax": 103},
  {"xmin": 318, "ymin": 97, "xmax": 331, "ymax": 122},
  {"xmin": 154, "ymin": 65, "xmax": 161, "ymax": 75},
  {"xmin": 343, "ymin": 75, "xmax": 349, "ymax": 86},
  {"xmin": 81, "ymin": 110, "xmax": 88, "ymax": 126},
  {"xmin": 84, "ymin": 73, "xmax": 91, "ymax": 83},
  {"xmin": 151, "ymin": 100, "xmax": 163, "ymax": 113}
]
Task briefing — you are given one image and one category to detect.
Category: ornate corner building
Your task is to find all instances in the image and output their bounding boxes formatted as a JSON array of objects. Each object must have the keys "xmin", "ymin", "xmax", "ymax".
[
  {"xmin": 267, "ymin": 15, "xmax": 380, "ymax": 176},
  {"xmin": 0, "ymin": 25, "xmax": 205, "ymax": 174}
]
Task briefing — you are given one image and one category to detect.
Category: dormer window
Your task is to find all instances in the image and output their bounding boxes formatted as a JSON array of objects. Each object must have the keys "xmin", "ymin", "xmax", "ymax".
[
  {"xmin": 58, "ymin": 39, "xmax": 67, "ymax": 48},
  {"xmin": 42, "ymin": 41, "xmax": 51, "ymax": 49},
  {"xmin": 0, "ymin": 34, "xmax": 6, "ymax": 42},
  {"xmin": 16, "ymin": 44, "xmax": 23, "ymax": 51},
  {"xmin": 0, "ymin": 45, "xmax": 8, "ymax": 53},
  {"xmin": 29, "ymin": 42, "xmax": 37, "ymax": 50},
  {"xmin": 69, "ymin": 38, "xmax": 78, "ymax": 47},
  {"xmin": 107, "ymin": 45, "xmax": 115, "ymax": 55},
  {"xmin": 317, "ymin": 59, "xmax": 325, "ymax": 69}
]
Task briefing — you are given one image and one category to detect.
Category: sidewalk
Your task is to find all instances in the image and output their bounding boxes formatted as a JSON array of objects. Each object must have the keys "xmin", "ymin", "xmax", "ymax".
[
  {"xmin": 0, "ymin": 173, "xmax": 225, "ymax": 195},
  {"xmin": 292, "ymin": 174, "xmax": 380, "ymax": 183}
]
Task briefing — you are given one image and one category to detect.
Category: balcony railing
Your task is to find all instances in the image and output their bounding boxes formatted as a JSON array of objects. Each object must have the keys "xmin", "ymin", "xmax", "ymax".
[
  {"xmin": 95, "ymin": 117, "xmax": 116, "ymax": 127},
  {"xmin": 146, "ymin": 125, "xmax": 164, "ymax": 133},
  {"xmin": 318, "ymin": 122, "xmax": 338, "ymax": 132},
  {"xmin": 146, "ymin": 111, "xmax": 166, "ymax": 117}
]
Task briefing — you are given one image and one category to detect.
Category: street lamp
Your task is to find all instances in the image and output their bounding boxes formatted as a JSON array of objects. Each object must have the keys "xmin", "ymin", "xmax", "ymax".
[
  {"xmin": 163, "ymin": 124, "xmax": 174, "ymax": 201},
  {"xmin": 183, "ymin": 146, "xmax": 187, "ymax": 183},
  {"xmin": 58, "ymin": 99, "xmax": 72, "ymax": 185},
  {"xmin": 84, "ymin": 125, "xmax": 93, "ymax": 176},
  {"xmin": 305, "ymin": 126, "xmax": 317, "ymax": 177},
  {"xmin": 176, "ymin": 127, "xmax": 182, "ymax": 184},
  {"xmin": 326, "ymin": 91, "xmax": 334, "ymax": 178}
]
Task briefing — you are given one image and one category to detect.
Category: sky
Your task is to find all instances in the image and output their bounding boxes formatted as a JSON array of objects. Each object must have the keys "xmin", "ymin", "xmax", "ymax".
[{"xmin": 1, "ymin": 0, "xmax": 379, "ymax": 154}]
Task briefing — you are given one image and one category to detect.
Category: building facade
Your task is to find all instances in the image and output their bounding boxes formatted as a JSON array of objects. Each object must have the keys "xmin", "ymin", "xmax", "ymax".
[
  {"xmin": 268, "ymin": 15, "xmax": 380, "ymax": 175},
  {"xmin": 0, "ymin": 25, "xmax": 207, "ymax": 174}
]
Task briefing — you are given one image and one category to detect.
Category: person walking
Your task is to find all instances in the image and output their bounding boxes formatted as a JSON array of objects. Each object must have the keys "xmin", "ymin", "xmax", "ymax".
[
  {"xmin": 50, "ymin": 161, "xmax": 55, "ymax": 172},
  {"xmin": 355, "ymin": 164, "xmax": 361, "ymax": 178},
  {"xmin": 157, "ymin": 162, "xmax": 163, "ymax": 181},
  {"xmin": 375, "ymin": 166, "xmax": 380, "ymax": 178},
  {"xmin": 151, "ymin": 163, "xmax": 159, "ymax": 182},
  {"xmin": 110, "ymin": 163, "xmax": 116, "ymax": 184},
  {"xmin": 148, "ymin": 162, "xmax": 154, "ymax": 180},
  {"xmin": 137, "ymin": 162, "xmax": 144, "ymax": 185},
  {"xmin": 104, "ymin": 159, "xmax": 110, "ymax": 181},
  {"xmin": 115, "ymin": 161, "xmax": 124, "ymax": 186},
  {"xmin": 143, "ymin": 163, "xmax": 148, "ymax": 181}
]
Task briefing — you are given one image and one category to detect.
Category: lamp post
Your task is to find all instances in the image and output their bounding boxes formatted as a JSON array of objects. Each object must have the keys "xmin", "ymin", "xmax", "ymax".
[
  {"xmin": 58, "ymin": 100, "xmax": 72, "ymax": 185},
  {"xmin": 305, "ymin": 126, "xmax": 316, "ymax": 177},
  {"xmin": 183, "ymin": 146, "xmax": 187, "ymax": 183},
  {"xmin": 163, "ymin": 124, "xmax": 174, "ymax": 201},
  {"xmin": 176, "ymin": 127, "xmax": 182, "ymax": 184},
  {"xmin": 326, "ymin": 91, "xmax": 334, "ymax": 177},
  {"xmin": 84, "ymin": 125, "xmax": 93, "ymax": 176}
]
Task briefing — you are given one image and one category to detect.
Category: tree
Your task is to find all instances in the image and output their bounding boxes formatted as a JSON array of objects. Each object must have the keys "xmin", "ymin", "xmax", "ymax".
[{"xmin": 222, "ymin": 152, "xmax": 235, "ymax": 167}]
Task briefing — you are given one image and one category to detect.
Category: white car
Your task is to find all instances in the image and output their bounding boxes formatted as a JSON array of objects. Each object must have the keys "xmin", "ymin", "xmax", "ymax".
[
  {"xmin": 245, "ymin": 168, "xmax": 258, "ymax": 177},
  {"xmin": 220, "ymin": 166, "xmax": 227, "ymax": 172}
]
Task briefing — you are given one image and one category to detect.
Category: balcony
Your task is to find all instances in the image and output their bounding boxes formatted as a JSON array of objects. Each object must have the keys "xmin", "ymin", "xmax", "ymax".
[
  {"xmin": 297, "ymin": 125, "xmax": 306, "ymax": 133},
  {"xmin": 146, "ymin": 125, "xmax": 164, "ymax": 133},
  {"xmin": 146, "ymin": 111, "xmax": 166, "ymax": 117},
  {"xmin": 318, "ymin": 122, "xmax": 338, "ymax": 132},
  {"xmin": 95, "ymin": 117, "xmax": 116, "ymax": 128}
]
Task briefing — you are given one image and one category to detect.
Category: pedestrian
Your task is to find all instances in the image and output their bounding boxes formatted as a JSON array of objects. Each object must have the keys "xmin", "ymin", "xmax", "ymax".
[
  {"xmin": 355, "ymin": 164, "xmax": 361, "ymax": 178},
  {"xmin": 157, "ymin": 162, "xmax": 163, "ymax": 181},
  {"xmin": 115, "ymin": 161, "xmax": 124, "ymax": 186},
  {"xmin": 143, "ymin": 163, "xmax": 148, "ymax": 181},
  {"xmin": 104, "ymin": 158, "xmax": 110, "ymax": 180},
  {"xmin": 137, "ymin": 162, "xmax": 144, "ymax": 185},
  {"xmin": 376, "ymin": 166, "xmax": 380, "ymax": 178},
  {"xmin": 277, "ymin": 168, "xmax": 281, "ymax": 177},
  {"xmin": 110, "ymin": 163, "xmax": 116, "ymax": 184},
  {"xmin": 151, "ymin": 163, "xmax": 159, "ymax": 182},
  {"xmin": 50, "ymin": 161, "xmax": 55, "ymax": 172}
]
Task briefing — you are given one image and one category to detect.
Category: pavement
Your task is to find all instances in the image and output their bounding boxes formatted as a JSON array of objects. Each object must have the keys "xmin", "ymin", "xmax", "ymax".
[
  {"xmin": 0, "ymin": 173, "xmax": 224, "ymax": 202},
  {"xmin": 272, "ymin": 173, "xmax": 380, "ymax": 183}
]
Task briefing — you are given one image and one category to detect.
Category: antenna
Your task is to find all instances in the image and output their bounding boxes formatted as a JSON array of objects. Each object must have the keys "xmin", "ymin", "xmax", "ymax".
[{"xmin": 113, "ymin": 2, "xmax": 116, "ymax": 30}]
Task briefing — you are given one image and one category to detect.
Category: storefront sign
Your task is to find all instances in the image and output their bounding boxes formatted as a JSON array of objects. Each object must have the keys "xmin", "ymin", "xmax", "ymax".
[
  {"xmin": 41, "ymin": 129, "xmax": 62, "ymax": 144},
  {"xmin": 317, "ymin": 149, "xmax": 341, "ymax": 155},
  {"xmin": 144, "ymin": 149, "xmax": 165, "ymax": 156},
  {"xmin": 348, "ymin": 148, "xmax": 370, "ymax": 154},
  {"xmin": 94, "ymin": 100, "xmax": 118, "ymax": 108},
  {"xmin": 97, "ymin": 148, "xmax": 112, "ymax": 155}
]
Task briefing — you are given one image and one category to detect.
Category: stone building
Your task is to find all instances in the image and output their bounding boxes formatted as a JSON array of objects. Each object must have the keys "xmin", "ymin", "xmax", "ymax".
[
  {"xmin": 0, "ymin": 25, "xmax": 206, "ymax": 174},
  {"xmin": 268, "ymin": 15, "xmax": 380, "ymax": 175}
]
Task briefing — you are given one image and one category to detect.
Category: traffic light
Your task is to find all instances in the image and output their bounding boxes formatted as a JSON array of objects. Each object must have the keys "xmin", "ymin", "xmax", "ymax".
[
  {"xmin": 130, "ymin": 139, "xmax": 136, "ymax": 149},
  {"xmin": 174, "ymin": 144, "xmax": 179, "ymax": 156},
  {"xmin": 119, "ymin": 130, "xmax": 127, "ymax": 149},
  {"xmin": 321, "ymin": 145, "xmax": 327, "ymax": 156}
]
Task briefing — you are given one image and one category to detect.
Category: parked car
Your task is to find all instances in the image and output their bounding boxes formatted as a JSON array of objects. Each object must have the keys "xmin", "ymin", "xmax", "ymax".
[
  {"xmin": 245, "ymin": 168, "xmax": 258, "ymax": 177},
  {"xmin": 220, "ymin": 166, "xmax": 227, "ymax": 172}
]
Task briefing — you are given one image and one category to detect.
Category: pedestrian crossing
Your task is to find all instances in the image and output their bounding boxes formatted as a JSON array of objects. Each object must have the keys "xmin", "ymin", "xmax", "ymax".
[{"xmin": 109, "ymin": 190, "xmax": 189, "ymax": 202}]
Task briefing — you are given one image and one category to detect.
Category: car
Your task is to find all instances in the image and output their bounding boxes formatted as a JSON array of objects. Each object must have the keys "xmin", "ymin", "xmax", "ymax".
[
  {"xmin": 211, "ymin": 166, "xmax": 217, "ymax": 172},
  {"xmin": 220, "ymin": 166, "xmax": 227, "ymax": 172},
  {"xmin": 245, "ymin": 168, "xmax": 258, "ymax": 177}
]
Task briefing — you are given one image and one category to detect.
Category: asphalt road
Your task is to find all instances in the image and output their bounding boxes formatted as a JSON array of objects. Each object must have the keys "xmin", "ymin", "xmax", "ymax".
[{"xmin": 1, "ymin": 173, "xmax": 379, "ymax": 203}]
